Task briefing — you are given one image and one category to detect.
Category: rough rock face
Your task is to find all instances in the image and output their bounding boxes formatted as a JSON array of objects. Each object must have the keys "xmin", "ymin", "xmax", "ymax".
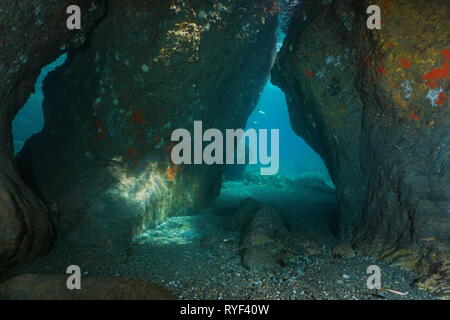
[
  {"xmin": 0, "ymin": 273, "xmax": 175, "ymax": 300},
  {"xmin": 19, "ymin": 0, "xmax": 278, "ymax": 246},
  {"xmin": 272, "ymin": 0, "xmax": 449, "ymax": 295},
  {"xmin": 0, "ymin": 1, "xmax": 106, "ymax": 269}
]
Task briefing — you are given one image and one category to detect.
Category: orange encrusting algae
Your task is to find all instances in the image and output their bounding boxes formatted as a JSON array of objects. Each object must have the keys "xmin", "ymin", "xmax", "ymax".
[
  {"xmin": 377, "ymin": 65, "xmax": 387, "ymax": 75},
  {"xmin": 408, "ymin": 113, "xmax": 420, "ymax": 121},
  {"xmin": 421, "ymin": 50, "xmax": 450, "ymax": 80},
  {"xmin": 435, "ymin": 92, "xmax": 447, "ymax": 105},
  {"xmin": 305, "ymin": 70, "xmax": 315, "ymax": 78},
  {"xmin": 426, "ymin": 80, "xmax": 439, "ymax": 89},
  {"xmin": 421, "ymin": 68, "xmax": 449, "ymax": 80},
  {"xmin": 166, "ymin": 165, "xmax": 179, "ymax": 181},
  {"xmin": 400, "ymin": 58, "xmax": 411, "ymax": 69},
  {"xmin": 442, "ymin": 49, "xmax": 450, "ymax": 61}
]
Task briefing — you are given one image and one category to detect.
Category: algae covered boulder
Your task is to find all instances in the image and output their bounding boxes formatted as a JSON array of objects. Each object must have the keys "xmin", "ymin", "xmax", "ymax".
[
  {"xmin": 272, "ymin": 0, "xmax": 449, "ymax": 294},
  {"xmin": 240, "ymin": 206, "xmax": 288, "ymax": 272}
]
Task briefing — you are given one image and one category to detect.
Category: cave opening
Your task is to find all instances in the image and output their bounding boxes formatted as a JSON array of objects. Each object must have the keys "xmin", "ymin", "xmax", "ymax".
[
  {"xmin": 12, "ymin": 54, "xmax": 67, "ymax": 154},
  {"xmin": 219, "ymin": 28, "xmax": 339, "ymax": 245},
  {"xmin": 220, "ymin": 79, "xmax": 340, "ymax": 245}
]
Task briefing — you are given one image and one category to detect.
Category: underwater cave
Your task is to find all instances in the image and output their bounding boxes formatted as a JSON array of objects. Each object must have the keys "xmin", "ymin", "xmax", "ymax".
[{"xmin": 0, "ymin": 0, "xmax": 448, "ymax": 302}]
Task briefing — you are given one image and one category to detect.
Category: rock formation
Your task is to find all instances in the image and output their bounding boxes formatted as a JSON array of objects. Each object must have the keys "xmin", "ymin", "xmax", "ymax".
[
  {"xmin": 0, "ymin": 0, "xmax": 106, "ymax": 269},
  {"xmin": 1, "ymin": 0, "xmax": 448, "ymax": 298},
  {"xmin": 241, "ymin": 206, "xmax": 288, "ymax": 272},
  {"xmin": 272, "ymin": 0, "xmax": 449, "ymax": 296},
  {"xmin": 18, "ymin": 0, "xmax": 278, "ymax": 247}
]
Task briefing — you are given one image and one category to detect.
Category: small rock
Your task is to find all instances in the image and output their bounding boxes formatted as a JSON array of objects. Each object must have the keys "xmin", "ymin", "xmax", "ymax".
[
  {"xmin": 295, "ymin": 266, "xmax": 305, "ymax": 276},
  {"xmin": 332, "ymin": 244, "xmax": 355, "ymax": 258}
]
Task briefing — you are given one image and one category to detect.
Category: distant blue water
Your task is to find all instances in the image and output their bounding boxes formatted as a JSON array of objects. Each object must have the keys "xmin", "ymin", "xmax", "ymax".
[
  {"xmin": 245, "ymin": 82, "xmax": 330, "ymax": 179},
  {"xmin": 241, "ymin": 31, "xmax": 330, "ymax": 180},
  {"xmin": 12, "ymin": 54, "xmax": 66, "ymax": 154}
]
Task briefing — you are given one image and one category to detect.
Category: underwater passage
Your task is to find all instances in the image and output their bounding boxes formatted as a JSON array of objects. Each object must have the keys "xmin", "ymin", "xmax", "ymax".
[{"xmin": 0, "ymin": 0, "xmax": 449, "ymax": 303}]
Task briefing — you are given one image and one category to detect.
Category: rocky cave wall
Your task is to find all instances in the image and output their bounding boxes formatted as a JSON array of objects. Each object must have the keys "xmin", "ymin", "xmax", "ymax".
[
  {"xmin": 0, "ymin": 0, "xmax": 106, "ymax": 269},
  {"xmin": 2, "ymin": 0, "xmax": 448, "ymax": 297},
  {"xmin": 18, "ymin": 0, "xmax": 279, "ymax": 247},
  {"xmin": 272, "ymin": 0, "xmax": 449, "ymax": 295}
]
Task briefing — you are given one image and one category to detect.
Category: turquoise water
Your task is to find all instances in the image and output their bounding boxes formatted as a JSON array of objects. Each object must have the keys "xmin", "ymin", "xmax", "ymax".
[
  {"xmin": 12, "ymin": 54, "xmax": 66, "ymax": 154},
  {"xmin": 245, "ymin": 82, "xmax": 330, "ymax": 180},
  {"xmin": 243, "ymin": 32, "xmax": 329, "ymax": 180}
]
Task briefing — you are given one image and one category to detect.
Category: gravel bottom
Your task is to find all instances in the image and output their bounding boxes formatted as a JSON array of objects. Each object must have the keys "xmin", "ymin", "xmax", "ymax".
[{"xmin": 2, "ymin": 181, "xmax": 437, "ymax": 300}]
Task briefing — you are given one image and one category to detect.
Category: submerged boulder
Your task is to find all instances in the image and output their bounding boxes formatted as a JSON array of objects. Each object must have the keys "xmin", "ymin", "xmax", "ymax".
[
  {"xmin": 332, "ymin": 243, "xmax": 355, "ymax": 259},
  {"xmin": 273, "ymin": 0, "xmax": 449, "ymax": 295},
  {"xmin": 222, "ymin": 197, "xmax": 260, "ymax": 231},
  {"xmin": 0, "ymin": 1, "xmax": 106, "ymax": 269},
  {"xmin": 242, "ymin": 247, "xmax": 278, "ymax": 273},
  {"xmin": 240, "ymin": 206, "xmax": 288, "ymax": 272},
  {"xmin": 241, "ymin": 206, "xmax": 287, "ymax": 247},
  {"xmin": 19, "ymin": 0, "xmax": 279, "ymax": 246},
  {"xmin": 0, "ymin": 273, "xmax": 175, "ymax": 300}
]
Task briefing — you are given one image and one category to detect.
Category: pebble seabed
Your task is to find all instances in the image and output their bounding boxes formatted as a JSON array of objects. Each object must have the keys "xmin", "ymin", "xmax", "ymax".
[{"xmin": 2, "ymin": 180, "xmax": 437, "ymax": 300}]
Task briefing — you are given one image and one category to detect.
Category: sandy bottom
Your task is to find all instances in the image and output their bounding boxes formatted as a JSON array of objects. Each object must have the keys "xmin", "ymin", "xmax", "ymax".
[{"xmin": 3, "ymin": 180, "xmax": 436, "ymax": 300}]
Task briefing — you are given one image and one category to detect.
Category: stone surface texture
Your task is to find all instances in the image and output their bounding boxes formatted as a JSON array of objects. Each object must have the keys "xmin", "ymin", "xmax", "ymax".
[
  {"xmin": 272, "ymin": 0, "xmax": 449, "ymax": 296},
  {"xmin": 0, "ymin": 0, "xmax": 106, "ymax": 269},
  {"xmin": 18, "ymin": 0, "xmax": 278, "ymax": 247}
]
